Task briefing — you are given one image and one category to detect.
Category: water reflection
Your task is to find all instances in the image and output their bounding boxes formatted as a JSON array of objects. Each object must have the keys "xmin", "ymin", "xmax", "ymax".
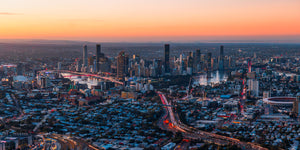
[{"xmin": 193, "ymin": 71, "xmax": 228, "ymax": 86}]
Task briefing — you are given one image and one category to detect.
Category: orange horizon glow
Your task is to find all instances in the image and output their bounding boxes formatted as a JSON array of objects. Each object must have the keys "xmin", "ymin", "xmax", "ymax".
[{"xmin": 1, "ymin": 0, "xmax": 300, "ymax": 42}]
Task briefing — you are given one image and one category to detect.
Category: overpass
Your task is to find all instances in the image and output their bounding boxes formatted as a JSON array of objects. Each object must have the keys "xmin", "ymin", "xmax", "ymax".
[{"xmin": 158, "ymin": 92, "xmax": 267, "ymax": 150}]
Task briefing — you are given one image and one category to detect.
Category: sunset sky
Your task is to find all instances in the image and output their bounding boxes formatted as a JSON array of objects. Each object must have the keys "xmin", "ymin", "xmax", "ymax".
[{"xmin": 1, "ymin": 0, "xmax": 300, "ymax": 42}]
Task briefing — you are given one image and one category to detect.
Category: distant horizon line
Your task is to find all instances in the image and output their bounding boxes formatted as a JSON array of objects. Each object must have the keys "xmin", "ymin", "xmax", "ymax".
[{"xmin": 0, "ymin": 38, "xmax": 300, "ymax": 44}]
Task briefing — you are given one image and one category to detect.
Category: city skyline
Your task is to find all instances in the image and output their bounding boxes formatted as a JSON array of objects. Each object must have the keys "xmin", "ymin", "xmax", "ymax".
[
  {"xmin": 1, "ymin": 0, "xmax": 300, "ymax": 42},
  {"xmin": 1, "ymin": 1, "xmax": 300, "ymax": 149}
]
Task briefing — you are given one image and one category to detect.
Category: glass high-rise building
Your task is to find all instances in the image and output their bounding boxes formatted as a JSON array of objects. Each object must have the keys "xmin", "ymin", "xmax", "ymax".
[
  {"xmin": 96, "ymin": 44, "xmax": 101, "ymax": 72},
  {"xmin": 207, "ymin": 52, "xmax": 212, "ymax": 72},
  {"xmin": 195, "ymin": 49, "xmax": 201, "ymax": 72},
  {"xmin": 164, "ymin": 44, "xmax": 170, "ymax": 73},
  {"xmin": 83, "ymin": 45, "xmax": 88, "ymax": 68},
  {"xmin": 117, "ymin": 51, "xmax": 128, "ymax": 81},
  {"xmin": 219, "ymin": 45, "xmax": 224, "ymax": 71}
]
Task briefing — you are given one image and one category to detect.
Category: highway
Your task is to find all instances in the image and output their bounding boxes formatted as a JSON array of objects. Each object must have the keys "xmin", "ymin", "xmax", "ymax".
[
  {"xmin": 157, "ymin": 92, "xmax": 267, "ymax": 150},
  {"xmin": 50, "ymin": 134, "xmax": 99, "ymax": 150}
]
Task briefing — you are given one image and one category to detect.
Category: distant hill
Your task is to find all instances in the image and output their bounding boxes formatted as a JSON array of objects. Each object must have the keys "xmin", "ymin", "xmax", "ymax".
[{"xmin": 0, "ymin": 39, "xmax": 299, "ymax": 46}]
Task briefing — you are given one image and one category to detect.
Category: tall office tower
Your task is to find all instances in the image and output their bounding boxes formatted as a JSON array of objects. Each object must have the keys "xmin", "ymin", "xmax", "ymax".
[
  {"xmin": 154, "ymin": 59, "xmax": 163, "ymax": 76},
  {"xmin": 164, "ymin": 44, "xmax": 170, "ymax": 74},
  {"xmin": 248, "ymin": 59, "xmax": 252, "ymax": 73},
  {"xmin": 196, "ymin": 49, "xmax": 201, "ymax": 72},
  {"xmin": 76, "ymin": 60, "xmax": 82, "ymax": 72},
  {"xmin": 93, "ymin": 59, "xmax": 97, "ymax": 73},
  {"xmin": 228, "ymin": 56, "xmax": 231, "ymax": 69},
  {"xmin": 219, "ymin": 45, "xmax": 224, "ymax": 71},
  {"xmin": 99, "ymin": 58, "xmax": 111, "ymax": 73},
  {"xmin": 187, "ymin": 52, "xmax": 193, "ymax": 75},
  {"xmin": 196, "ymin": 49, "xmax": 201, "ymax": 63},
  {"xmin": 150, "ymin": 65, "xmax": 156, "ymax": 77},
  {"xmin": 117, "ymin": 51, "xmax": 126, "ymax": 81},
  {"xmin": 40, "ymin": 77, "xmax": 48, "ymax": 89},
  {"xmin": 207, "ymin": 52, "xmax": 212, "ymax": 72},
  {"xmin": 57, "ymin": 62, "xmax": 62, "ymax": 71},
  {"xmin": 96, "ymin": 44, "xmax": 101, "ymax": 72},
  {"xmin": 220, "ymin": 45, "xmax": 224, "ymax": 57},
  {"xmin": 248, "ymin": 79, "xmax": 259, "ymax": 97},
  {"xmin": 179, "ymin": 54, "xmax": 184, "ymax": 74},
  {"xmin": 83, "ymin": 45, "xmax": 88, "ymax": 69},
  {"xmin": 140, "ymin": 59, "xmax": 145, "ymax": 76},
  {"xmin": 16, "ymin": 63, "xmax": 24, "ymax": 75},
  {"xmin": 125, "ymin": 54, "xmax": 129, "ymax": 75}
]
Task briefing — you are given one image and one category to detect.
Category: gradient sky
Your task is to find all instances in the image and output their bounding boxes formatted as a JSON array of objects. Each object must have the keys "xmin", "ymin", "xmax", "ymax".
[{"xmin": 1, "ymin": 0, "xmax": 300, "ymax": 42}]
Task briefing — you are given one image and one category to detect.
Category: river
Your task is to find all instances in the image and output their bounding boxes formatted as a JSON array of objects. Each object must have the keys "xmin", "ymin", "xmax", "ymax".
[{"xmin": 193, "ymin": 71, "xmax": 228, "ymax": 86}]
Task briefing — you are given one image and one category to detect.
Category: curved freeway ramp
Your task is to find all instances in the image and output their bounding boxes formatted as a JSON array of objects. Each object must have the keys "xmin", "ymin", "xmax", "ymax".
[{"xmin": 158, "ymin": 92, "xmax": 267, "ymax": 150}]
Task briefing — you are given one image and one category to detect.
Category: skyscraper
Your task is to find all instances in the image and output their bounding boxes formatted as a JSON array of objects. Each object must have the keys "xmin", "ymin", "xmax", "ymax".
[
  {"xmin": 76, "ymin": 60, "xmax": 82, "ymax": 72},
  {"xmin": 248, "ymin": 59, "xmax": 252, "ymax": 73},
  {"xmin": 195, "ymin": 49, "xmax": 201, "ymax": 72},
  {"xmin": 164, "ymin": 44, "xmax": 170, "ymax": 74},
  {"xmin": 196, "ymin": 49, "xmax": 201, "ymax": 62},
  {"xmin": 207, "ymin": 52, "xmax": 212, "ymax": 72},
  {"xmin": 219, "ymin": 45, "xmax": 224, "ymax": 71},
  {"xmin": 57, "ymin": 62, "xmax": 61, "ymax": 71},
  {"xmin": 117, "ymin": 51, "xmax": 127, "ymax": 81},
  {"xmin": 16, "ymin": 63, "xmax": 24, "ymax": 75},
  {"xmin": 248, "ymin": 79, "xmax": 259, "ymax": 97},
  {"xmin": 96, "ymin": 44, "xmax": 101, "ymax": 72},
  {"xmin": 220, "ymin": 45, "xmax": 224, "ymax": 57},
  {"xmin": 83, "ymin": 45, "xmax": 88, "ymax": 69},
  {"xmin": 187, "ymin": 52, "xmax": 193, "ymax": 75}
]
